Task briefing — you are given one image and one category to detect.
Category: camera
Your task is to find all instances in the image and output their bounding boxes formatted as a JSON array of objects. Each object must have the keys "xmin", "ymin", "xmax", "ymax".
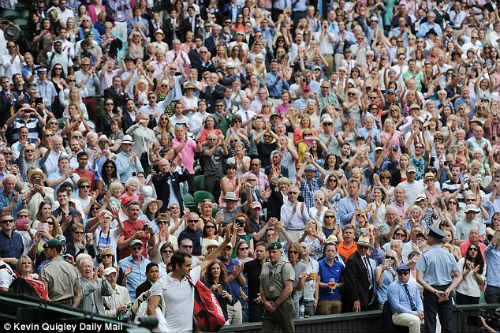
[{"xmin": 468, "ymin": 309, "xmax": 500, "ymax": 330}]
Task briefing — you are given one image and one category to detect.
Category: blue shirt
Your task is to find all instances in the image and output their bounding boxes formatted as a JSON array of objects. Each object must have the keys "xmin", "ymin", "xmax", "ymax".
[
  {"xmin": 376, "ymin": 269, "xmax": 395, "ymax": 305},
  {"xmin": 0, "ymin": 191, "xmax": 22, "ymax": 218},
  {"xmin": 387, "ymin": 280, "xmax": 423, "ymax": 315},
  {"xmin": 118, "ymin": 255, "xmax": 150, "ymax": 301},
  {"xmin": 224, "ymin": 258, "xmax": 243, "ymax": 302},
  {"xmin": 485, "ymin": 244, "xmax": 500, "ymax": 288},
  {"xmin": 265, "ymin": 72, "xmax": 289, "ymax": 98},
  {"xmin": 337, "ymin": 196, "xmax": 368, "ymax": 227},
  {"xmin": 416, "ymin": 245, "xmax": 459, "ymax": 286},
  {"xmin": 115, "ymin": 151, "xmax": 144, "ymax": 183},
  {"xmin": 416, "ymin": 22, "xmax": 443, "ymax": 38},
  {"xmin": 0, "ymin": 231, "xmax": 24, "ymax": 261},
  {"xmin": 299, "ymin": 177, "xmax": 324, "ymax": 209},
  {"xmin": 318, "ymin": 256, "xmax": 344, "ymax": 301}
]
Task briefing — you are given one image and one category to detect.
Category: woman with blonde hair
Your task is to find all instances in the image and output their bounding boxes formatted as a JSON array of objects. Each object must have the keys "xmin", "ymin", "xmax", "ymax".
[
  {"xmin": 128, "ymin": 28, "xmax": 146, "ymax": 59},
  {"xmin": 298, "ymin": 219, "xmax": 326, "ymax": 260}
]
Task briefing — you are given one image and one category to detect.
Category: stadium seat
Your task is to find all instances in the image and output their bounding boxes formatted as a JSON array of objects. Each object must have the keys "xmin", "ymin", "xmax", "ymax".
[
  {"xmin": 193, "ymin": 175, "xmax": 205, "ymax": 191},
  {"xmin": 183, "ymin": 193, "xmax": 196, "ymax": 211}
]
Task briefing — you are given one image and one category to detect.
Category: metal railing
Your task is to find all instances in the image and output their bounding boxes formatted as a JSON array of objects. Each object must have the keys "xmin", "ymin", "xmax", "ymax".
[{"xmin": 220, "ymin": 304, "xmax": 500, "ymax": 333}]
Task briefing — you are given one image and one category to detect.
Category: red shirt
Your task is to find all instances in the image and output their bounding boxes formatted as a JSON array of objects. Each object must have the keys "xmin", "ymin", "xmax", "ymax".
[
  {"xmin": 119, "ymin": 219, "xmax": 148, "ymax": 259},
  {"xmin": 75, "ymin": 169, "xmax": 95, "ymax": 189},
  {"xmin": 459, "ymin": 241, "xmax": 486, "ymax": 259}
]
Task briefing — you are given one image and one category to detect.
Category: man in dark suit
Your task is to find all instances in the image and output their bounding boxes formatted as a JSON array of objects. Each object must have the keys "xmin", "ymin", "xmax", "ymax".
[
  {"xmin": 135, "ymin": 263, "xmax": 160, "ymax": 298},
  {"xmin": 152, "ymin": 158, "xmax": 190, "ymax": 214},
  {"xmin": 103, "ymin": 76, "xmax": 127, "ymax": 110},
  {"xmin": 181, "ymin": 5, "xmax": 202, "ymax": 40},
  {"xmin": 342, "ymin": 236, "xmax": 378, "ymax": 312},
  {"xmin": 188, "ymin": 36, "xmax": 204, "ymax": 71},
  {"xmin": 244, "ymin": 242, "xmax": 267, "ymax": 322},
  {"xmin": 204, "ymin": 24, "xmax": 222, "ymax": 55},
  {"xmin": 266, "ymin": 177, "xmax": 289, "ymax": 220},
  {"xmin": 199, "ymin": 71, "xmax": 225, "ymax": 113}
]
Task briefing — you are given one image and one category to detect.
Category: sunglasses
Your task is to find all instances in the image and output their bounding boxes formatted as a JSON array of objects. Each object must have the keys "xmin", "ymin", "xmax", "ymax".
[
  {"xmin": 399, "ymin": 271, "xmax": 410, "ymax": 276},
  {"xmin": 182, "ymin": 245, "xmax": 193, "ymax": 248},
  {"xmin": 206, "ymin": 225, "xmax": 216, "ymax": 229},
  {"xmin": 239, "ymin": 247, "xmax": 249, "ymax": 250},
  {"xmin": 325, "ymin": 215, "xmax": 335, "ymax": 218},
  {"xmin": 0, "ymin": 219, "xmax": 14, "ymax": 223},
  {"xmin": 162, "ymin": 249, "xmax": 173, "ymax": 254}
]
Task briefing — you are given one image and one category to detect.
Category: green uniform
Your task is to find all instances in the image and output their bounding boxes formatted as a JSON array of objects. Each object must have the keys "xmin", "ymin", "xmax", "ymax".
[{"xmin": 259, "ymin": 259, "xmax": 296, "ymax": 333}]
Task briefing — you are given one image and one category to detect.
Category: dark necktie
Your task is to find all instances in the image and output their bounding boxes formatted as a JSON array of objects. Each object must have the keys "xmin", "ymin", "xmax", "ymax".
[
  {"xmin": 403, "ymin": 284, "xmax": 417, "ymax": 311},
  {"xmin": 363, "ymin": 256, "xmax": 373, "ymax": 289}
]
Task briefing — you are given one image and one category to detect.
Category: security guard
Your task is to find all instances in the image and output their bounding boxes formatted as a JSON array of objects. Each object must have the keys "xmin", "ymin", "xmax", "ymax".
[
  {"xmin": 259, "ymin": 241, "xmax": 295, "ymax": 333},
  {"xmin": 416, "ymin": 226, "xmax": 460, "ymax": 333}
]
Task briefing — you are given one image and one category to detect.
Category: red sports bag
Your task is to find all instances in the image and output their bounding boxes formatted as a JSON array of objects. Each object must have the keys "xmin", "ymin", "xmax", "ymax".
[{"xmin": 187, "ymin": 276, "xmax": 226, "ymax": 332}]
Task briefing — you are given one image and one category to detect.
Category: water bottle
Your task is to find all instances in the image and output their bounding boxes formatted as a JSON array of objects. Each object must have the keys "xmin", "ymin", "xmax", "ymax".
[{"xmin": 299, "ymin": 304, "xmax": 305, "ymax": 318}]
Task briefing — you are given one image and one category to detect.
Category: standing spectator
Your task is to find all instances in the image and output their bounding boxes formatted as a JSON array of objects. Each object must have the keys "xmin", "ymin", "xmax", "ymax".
[
  {"xmin": 102, "ymin": 266, "xmax": 131, "ymax": 319},
  {"xmin": 0, "ymin": 211, "xmax": 24, "ymax": 267},
  {"xmin": 244, "ymin": 241, "xmax": 267, "ymax": 322},
  {"xmin": 135, "ymin": 262, "xmax": 160, "ymax": 299},
  {"xmin": 78, "ymin": 256, "xmax": 112, "ymax": 313},
  {"xmin": 455, "ymin": 244, "xmax": 486, "ymax": 305},
  {"xmin": 337, "ymin": 179, "xmax": 367, "ymax": 227},
  {"xmin": 152, "ymin": 158, "xmax": 190, "ymax": 214},
  {"xmin": 118, "ymin": 239, "xmax": 150, "ymax": 301},
  {"xmin": 343, "ymin": 236, "xmax": 378, "ymax": 312},
  {"xmin": 317, "ymin": 242, "xmax": 344, "ymax": 314}
]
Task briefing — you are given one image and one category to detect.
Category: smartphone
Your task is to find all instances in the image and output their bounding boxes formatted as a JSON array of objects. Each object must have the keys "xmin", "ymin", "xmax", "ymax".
[
  {"xmin": 384, "ymin": 259, "xmax": 391, "ymax": 267},
  {"xmin": 37, "ymin": 223, "xmax": 49, "ymax": 233}
]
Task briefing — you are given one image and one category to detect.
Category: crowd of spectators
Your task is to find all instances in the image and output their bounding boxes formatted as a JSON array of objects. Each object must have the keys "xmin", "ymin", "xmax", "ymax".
[{"xmin": 0, "ymin": 0, "xmax": 500, "ymax": 330}]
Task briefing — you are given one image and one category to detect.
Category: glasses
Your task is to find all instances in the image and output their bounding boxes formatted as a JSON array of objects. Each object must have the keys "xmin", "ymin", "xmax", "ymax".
[
  {"xmin": 25, "ymin": 150, "xmax": 34, "ymax": 153},
  {"xmin": 449, "ymin": 201, "xmax": 457, "ymax": 205},
  {"xmin": 325, "ymin": 215, "xmax": 335, "ymax": 218},
  {"xmin": 386, "ymin": 256, "xmax": 395, "ymax": 260},
  {"xmin": 68, "ymin": 79, "xmax": 76, "ymax": 82},
  {"xmin": 162, "ymin": 249, "xmax": 173, "ymax": 254},
  {"xmin": 288, "ymin": 191, "xmax": 298, "ymax": 195},
  {"xmin": 206, "ymin": 225, "xmax": 216, "ymax": 229},
  {"xmin": 80, "ymin": 185, "xmax": 90, "ymax": 189},
  {"xmin": 469, "ymin": 248, "xmax": 478, "ymax": 251},
  {"xmin": 399, "ymin": 271, "xmax": 410, "ymax": 276},
  {"xmin": 157, "ymin": 221, "xmax": 168, "ymax": 225},
  {"xmin": 132, "ymin": 246, "xmax": 143, "ymax": 250},
  {"xmin": 47, "ymin": 222, "xmax": 54, "ymax": 225},
  {"xmin": 106, "ymin": 103, "xmax": 114, "ymax": 106},
  {"xmin": 3, "ymin": 151, "xmax": 12, "ymax": 155},
  {"xmin": 182, "ymin": 245, "xmax": 193, "ymax": 249},
  {"xmin": 239, "ymin": 247, "xmax": 249, "ymax": 250},
  {"xmin": 0, "ymin": 219, "xmax": 14, "ymax": 224},
  {"xmin": 247, "ymin": 179, "xmax": 257, "ymax": 182},
  {"xmin": 73, "ymin": 231, "xmax": 84, "ymax": 234},
  {"xmin": 102, "ymin": 254, "xmax": 113, "ymax": 258},
  {"xmin": 188, "ymin": 219, "xmax": 198, "ymax": 223}
]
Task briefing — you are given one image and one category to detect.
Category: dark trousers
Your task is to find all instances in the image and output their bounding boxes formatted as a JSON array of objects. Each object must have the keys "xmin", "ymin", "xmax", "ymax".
[
  {"xmin": 485, "ymin": 285, "xmax": 500, "ymax": 304},
  {"xmin": 248, "ymin": 300, "xmax": 264, "ymax": 322},
  {"xmin": 260, "ymin": 299, "xmax": 295, "ymax": 333},
  {"xmin": 423, "ymin": 285, "xmax": 455, "ymax": 333},
  {"xmin": 204, "ymin": 175, "xmax": 221, "ymax": 201},
  {"xmin": 82, "ymin": 97, "xmax": 97, "ymax": 123},
  {"xmin": 455, "ymin": 292, "xmax": 479, "ymax": 305},
  {"xmin": 292, "ymin": 10, "xmax": 307, "ymax": 23}
]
